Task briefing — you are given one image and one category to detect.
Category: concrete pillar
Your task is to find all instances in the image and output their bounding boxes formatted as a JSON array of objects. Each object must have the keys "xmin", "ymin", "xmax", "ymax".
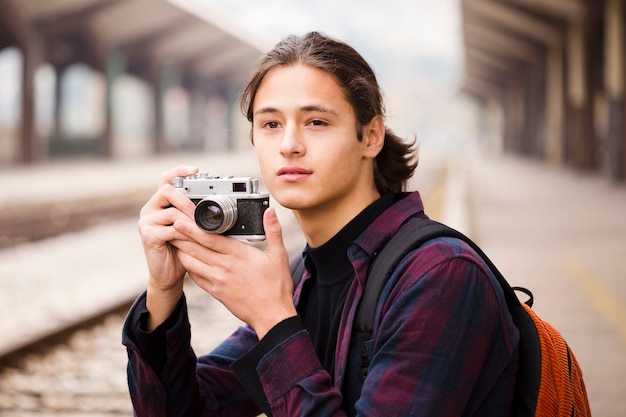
[
  {"xmin": 51, "ymin": 66, "xmax": 63, "ymax": 143},
  {"xmin": 605, "ymin": 0, "xmax": 625, "ymax": 181},
  {"xmin": 486, "ymin": 98, "xmax": 504, "ymax": 154},
  {"xmin": 507, "ymin": 81, "xmax": 525, "ymax": 153},
  {"xmin": 188, "ymin": 89, "xmax": 206, "ymax": 151},
  {"xmin": 545, "ymin": 47, "xmax": 565, "ymax": 164},
  {"xmin": 151, "ymin": 63, "xmax": 179, "ymax": 154},
  {"xmin": 225, "ymin": 85, "xmax": 249, "ymax": 151},
  {"xmin": 151, "ymin": 69, "xmax": 165, "ymax": 154},
  {"xmin": 102, "ymin": 46, "xmax": 125, "ymax": 158},
  {"xmin": 565, "ymin": 17, "xmax": 593, "ymax": 170},
  {"xmin": 525, "ymin": 64, "xmax": 546, "ymax": 157},
  {"xmin": 204, "ymin": 93, "xmax": 231, "ymax": 151},
  {"xmin": 19, "ymin": 20, "xmax": 44, "ymax": 164}
]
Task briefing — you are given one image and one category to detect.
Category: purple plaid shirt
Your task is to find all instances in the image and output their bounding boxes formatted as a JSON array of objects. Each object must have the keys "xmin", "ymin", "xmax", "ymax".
[{"xmin": 123, "ymin": 191, "xmax": 519, "ymax": 416}]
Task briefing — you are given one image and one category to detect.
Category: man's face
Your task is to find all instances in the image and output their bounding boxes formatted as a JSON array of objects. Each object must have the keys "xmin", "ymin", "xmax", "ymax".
[{"xmin": 251, "ymin": 64, "xmax": 378, "ymax": 214}]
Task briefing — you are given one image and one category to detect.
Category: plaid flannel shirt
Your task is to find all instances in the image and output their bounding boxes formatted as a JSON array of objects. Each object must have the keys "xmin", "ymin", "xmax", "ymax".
[{"xmin": 123, "ymin": 191, "xmax": 519, "ymax": 416}]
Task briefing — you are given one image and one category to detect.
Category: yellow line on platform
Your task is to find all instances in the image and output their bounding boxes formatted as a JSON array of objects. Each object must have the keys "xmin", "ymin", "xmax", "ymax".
[{"xmin": 564, "ymin": 260, "xmax": 626, "ymax": 347}]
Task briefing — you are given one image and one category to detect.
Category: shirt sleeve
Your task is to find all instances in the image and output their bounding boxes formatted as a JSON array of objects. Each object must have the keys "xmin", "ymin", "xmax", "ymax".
[
  {"xmin": 231, "ymin": 316, "xmax": 305, "ymax": 415},
  {"xmin": 122, "ymin": 292, "xmax": 345, "ymax": 417},
  {"xmin": 124, "ymin": 292, "xmax": 185, "ymax": 375},
  {"xmin": 122, "ymin": 291, "xmax": 261, "ymax": 416}
]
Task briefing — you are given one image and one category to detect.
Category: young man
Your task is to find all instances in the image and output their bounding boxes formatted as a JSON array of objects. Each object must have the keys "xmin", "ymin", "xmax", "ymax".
[{"xmin": 123, "ymin": 32, "xmax": 519, "ymax": 416}]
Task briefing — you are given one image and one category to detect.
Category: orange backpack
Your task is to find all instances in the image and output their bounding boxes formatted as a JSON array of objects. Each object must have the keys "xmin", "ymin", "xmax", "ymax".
[{"xmin": 519, "ymin": 303, "xmax": 591, "ymax": 416}]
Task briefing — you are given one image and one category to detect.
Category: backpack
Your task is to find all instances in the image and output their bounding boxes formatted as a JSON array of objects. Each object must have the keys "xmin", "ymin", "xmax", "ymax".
[{"xmin": 290, "ymin": 218, "xmax": 591, "ymax": 417}]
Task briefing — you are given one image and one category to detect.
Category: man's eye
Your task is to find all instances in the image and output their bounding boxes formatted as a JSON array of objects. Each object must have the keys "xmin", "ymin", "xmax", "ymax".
[
  {"xmin": 264, "ymin": 121, "xmax": 279, "ymax": 129},
  {"xmin": 310, "ymin": 119, "xmax": 327, "ymax": 127}
]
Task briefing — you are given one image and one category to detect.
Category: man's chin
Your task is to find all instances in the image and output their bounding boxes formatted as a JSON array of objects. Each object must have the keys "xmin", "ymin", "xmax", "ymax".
[
  {"xmin": 273, "ymin": 195, "xmax": 311, "ymax": 211},
  {"xmin": 267, "ymin": 185, "xmax": 300, "ymax": 204},
  {"xmin": 276, "ymin": 201, "xmax": 308, "ymax": 211}
]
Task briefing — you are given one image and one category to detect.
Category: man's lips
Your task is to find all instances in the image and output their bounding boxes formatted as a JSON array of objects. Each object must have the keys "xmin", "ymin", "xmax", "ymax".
[{"xmin": 277, "ymin": 166, "xmax": 312, "ymax": 181}]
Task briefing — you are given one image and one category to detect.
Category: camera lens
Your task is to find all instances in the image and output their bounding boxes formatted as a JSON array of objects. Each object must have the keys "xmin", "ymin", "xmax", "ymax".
[{"xmin": 194, "ymin": 196, "xmax": 237, "ymax": 234}]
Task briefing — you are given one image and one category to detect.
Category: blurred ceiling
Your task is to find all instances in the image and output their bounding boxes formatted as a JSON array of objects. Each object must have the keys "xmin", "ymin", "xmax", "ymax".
[
  {"xmin": 460, "ymin": 0, "xmax": 599, "ymax": 102},
  {"xmin": 0, "ymin": 0, "xmax": 265, "ymax": 91}
]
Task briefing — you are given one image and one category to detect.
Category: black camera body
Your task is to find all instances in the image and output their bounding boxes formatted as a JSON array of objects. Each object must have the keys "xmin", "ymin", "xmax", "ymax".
[{"xmin": 172, "ymin": 173, "xmax": 269, "ymax": 241}]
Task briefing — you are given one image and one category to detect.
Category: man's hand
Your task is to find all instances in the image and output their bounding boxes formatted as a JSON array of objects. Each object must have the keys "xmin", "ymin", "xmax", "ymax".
[
  {"xmin": 137, "ymin": 166, "xmax": 198, "ymax": 330},
  {"xmin": 172, "ymin": 207, "xmax": 297, "ymax": 339}
]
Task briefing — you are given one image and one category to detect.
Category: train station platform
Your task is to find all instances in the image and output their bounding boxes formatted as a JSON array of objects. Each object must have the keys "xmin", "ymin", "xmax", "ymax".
[
  {"xmin": 0, "ymin": 148, "xmax": 624, "ymax": 416},
  {"xmin": 464, "ymin": 153, "xmax": 626, "ymax": 417}
]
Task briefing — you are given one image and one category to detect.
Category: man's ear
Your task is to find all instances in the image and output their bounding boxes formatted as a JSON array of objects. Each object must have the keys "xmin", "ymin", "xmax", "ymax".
[{"xmin": 362, "ymin": 115, "xmax": 385, "ymax": 158}]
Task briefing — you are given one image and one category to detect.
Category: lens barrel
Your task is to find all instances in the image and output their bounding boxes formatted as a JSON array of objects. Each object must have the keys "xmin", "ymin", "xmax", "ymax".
[{"xmin": 194, "ymin": 195, "xmax": 237, "ymax": 234}]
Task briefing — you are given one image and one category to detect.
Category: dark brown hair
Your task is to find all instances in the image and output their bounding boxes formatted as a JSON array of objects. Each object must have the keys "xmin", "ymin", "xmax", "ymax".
[{"xmin": 241, "ymin": 31, "xmax": 418, "ymax": 194}]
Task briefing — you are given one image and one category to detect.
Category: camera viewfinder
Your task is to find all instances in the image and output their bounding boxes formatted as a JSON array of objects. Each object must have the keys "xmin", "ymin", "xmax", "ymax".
[{"xmin": 233, "ymin": 182, "xmax": 247, "ymax": 192}]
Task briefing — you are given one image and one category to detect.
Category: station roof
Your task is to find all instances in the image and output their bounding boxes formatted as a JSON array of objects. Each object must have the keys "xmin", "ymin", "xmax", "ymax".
[
  {"xmin": 0, "ymin": 0, "xmax": 269, "ymax": 92},
  {"xmin": 460, "ymin": 0, "xmax": 599, "ymax": 102}
]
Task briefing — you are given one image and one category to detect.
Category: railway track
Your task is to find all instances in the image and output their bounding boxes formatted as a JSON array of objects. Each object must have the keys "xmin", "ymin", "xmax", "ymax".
[
  {"xmin": 0, "ymin": 192, "xmax": 148, "ymax": 250},
  {"xmin": 0, "ymin": 195, "xmax": 148, "ymax": 363},
  {"xmin": 0, "ymin": 199, "xmax": 146, "ymax": 414},
  {"xmin": 0, "ymin": 281, "xmax": 244, "ymax": 416},
  {"xmin": 0, "ymin": 311, "xmax": 135, "ymax": 416},
  {"xmin": 0, "ymin": 299, "xmax": 135, "ymax": 371}
]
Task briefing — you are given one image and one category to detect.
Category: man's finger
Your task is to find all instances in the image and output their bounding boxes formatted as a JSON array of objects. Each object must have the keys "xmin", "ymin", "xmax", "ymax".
[
  {"xmin": 263, "ymin": 208, "xmax": 287, "ymax": 257},
  {"xmin": 159, "ymin": 165, "xmax": 199, "ymax": 187},
  {"xmin": 173, "ymin": 219, "xmax": 233, "ymax": 254}
]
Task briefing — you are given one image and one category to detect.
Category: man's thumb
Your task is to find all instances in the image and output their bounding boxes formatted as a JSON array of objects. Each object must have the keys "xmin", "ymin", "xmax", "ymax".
[{"xmin": 263, "ymin": 207, "xmax": 285, "ymax": 251}]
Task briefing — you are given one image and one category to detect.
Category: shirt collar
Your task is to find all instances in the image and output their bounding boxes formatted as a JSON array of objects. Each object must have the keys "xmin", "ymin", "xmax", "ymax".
[{"xmin": 352, "ymin": 191, "xmax": 426, "ymax": 258}]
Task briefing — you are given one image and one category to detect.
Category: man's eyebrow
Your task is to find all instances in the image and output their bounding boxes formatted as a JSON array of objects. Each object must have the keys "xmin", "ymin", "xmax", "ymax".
[
  {"xmin": 254, "ymin": 107, "xmax": 279, "ymax": 117},
  {"xmin": 300, "ymin": 105, "xmax": 338, "ymax": 115},
  {"xmin": 253, "ymin": 105, "xmax": 338, "ymax": 117}
]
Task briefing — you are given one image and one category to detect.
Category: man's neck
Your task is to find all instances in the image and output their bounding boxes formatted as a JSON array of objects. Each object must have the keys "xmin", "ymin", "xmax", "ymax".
[{"xmin": 293, "ymin": 189, "xmax": 381, "ymax": 248}]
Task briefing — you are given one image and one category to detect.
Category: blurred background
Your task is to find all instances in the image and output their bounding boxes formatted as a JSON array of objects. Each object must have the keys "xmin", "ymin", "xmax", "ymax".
[
  {"xmin": 0, "ymin": 0, "xmax": 471, "ymax": 164},
  {"xmin": 0, "ymin": 0, "xmax": 624, "ymax": 416},
  {"xmin": 1, "ymin": 0, "xmax": 625, "ymax": 177}
]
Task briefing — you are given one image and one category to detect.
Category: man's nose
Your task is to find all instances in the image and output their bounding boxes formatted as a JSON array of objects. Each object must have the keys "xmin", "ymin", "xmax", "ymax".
[{"xmin": 279, "ymin": 126, "xmax": 305, "ymax": 156}]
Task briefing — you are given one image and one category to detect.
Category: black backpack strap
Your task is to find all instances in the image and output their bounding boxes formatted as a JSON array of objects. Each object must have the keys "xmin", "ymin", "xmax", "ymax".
[
  {"xmin": 353, "ymin": 218, "xmax": 443, "ymax": 375},
  {"xmin": 366, "ymin": 218, "xmax": 527, "ymax": 310},
  {"xmin": 354, "ymin": 217, "xmax": 532, "ymax": 377},
  {"xmin": 355, "ymin": 218, "xmax": 451, "ymax": 338}
]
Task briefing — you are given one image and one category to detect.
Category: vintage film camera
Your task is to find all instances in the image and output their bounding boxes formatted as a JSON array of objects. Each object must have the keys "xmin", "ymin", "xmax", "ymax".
[{"xmin": 172, "ymin": 173, "xmax": 269, "ymax": 241}]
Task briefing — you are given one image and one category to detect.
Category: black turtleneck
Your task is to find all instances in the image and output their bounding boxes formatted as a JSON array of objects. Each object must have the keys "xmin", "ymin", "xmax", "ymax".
[{"xmin": 297, "ymin": 193, "xmax": 395, "ymax": 375}]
